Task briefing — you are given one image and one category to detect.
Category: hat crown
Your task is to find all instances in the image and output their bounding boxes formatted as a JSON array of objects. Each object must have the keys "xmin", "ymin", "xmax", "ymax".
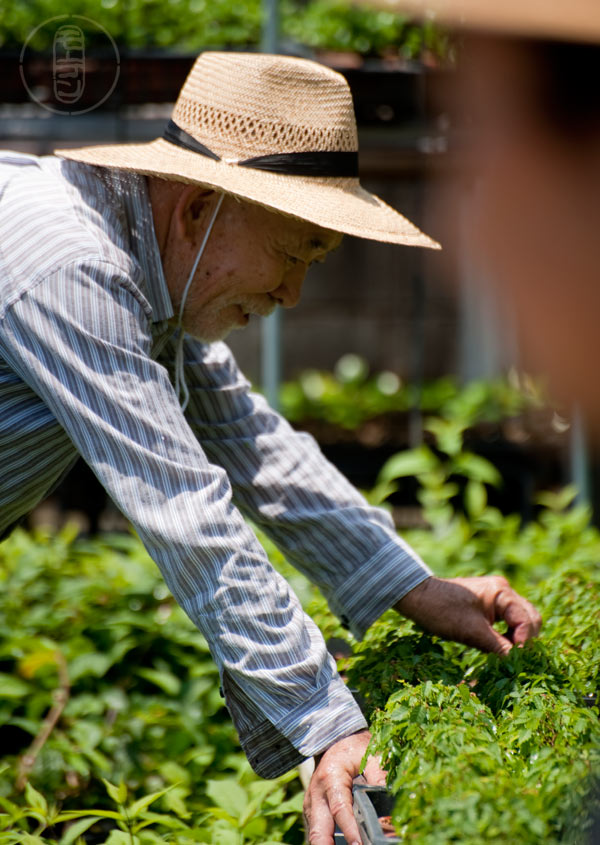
[{"xmin": 172, "ymin": 52, "xmax": 359, "ymax": 162}]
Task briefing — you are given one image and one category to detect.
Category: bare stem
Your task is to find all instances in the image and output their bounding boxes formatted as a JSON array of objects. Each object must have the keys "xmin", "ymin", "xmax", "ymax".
[{"xmin": 16, "ymin": 651, "xmax": 70, "ymax": 791}]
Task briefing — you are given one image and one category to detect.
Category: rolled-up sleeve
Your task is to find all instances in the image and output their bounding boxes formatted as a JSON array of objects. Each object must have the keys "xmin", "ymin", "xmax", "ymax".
[{"xmin": 0, "ymin": 260, "xmax": 370, "ymax": 777}]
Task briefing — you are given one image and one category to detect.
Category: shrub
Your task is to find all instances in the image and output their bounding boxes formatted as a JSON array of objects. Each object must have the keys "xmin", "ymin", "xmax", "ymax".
[
  {"xmin": 0, "ymin": 386, "xmax": 597, "ymax": 843},
  {"xmin": 0, "ymin": 0, "xmax": 447, "ymax": 60},
  {"xmin": 0, "ymin": 528, "xmax": 305, "ymax": 843},
  {"xmin": 343, "ymin": 419, "xmax": 600, "ymax": 843}
]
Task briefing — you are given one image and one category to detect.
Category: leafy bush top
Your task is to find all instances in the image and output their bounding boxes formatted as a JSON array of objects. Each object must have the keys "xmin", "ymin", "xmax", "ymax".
[
  {"xmin": 2, "ymin": 0, "xmax": 448, "ymax": 60},
  {"xmin": 342, "ymin": 419, "xmax": 600, "ymax": 843}
]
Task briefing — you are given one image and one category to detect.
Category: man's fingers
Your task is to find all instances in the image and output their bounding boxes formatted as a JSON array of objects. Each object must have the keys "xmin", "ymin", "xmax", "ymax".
[
  {"xmin": 304, "ymin": 793, "xmax": 334, "ymax": 845},
  {"xmin": 327, "ymin": 786, "xmax": 362, "ymax": 845},
  {"xmin": 396, "ymin": 574, "xmax": 542, "ymax": 657},
  {"xmin": 461, "ymin": 617, "xmax": 513, "ymax": 655},
  {"xmin": 494, "ymin": 584, "xmax": 542, "ymax": 643},
  {"xmin": 305, "ymin": 783, "xmax": 361, "ymax": 845},
  {"xmin": 486, "ymin": 626, "xmax": 513, "ymax": 656},
  {"xmin": 305, "ymin": 731, "xmax": 382, "ymax": 845},
  {"xmin": 363, "ymin": 753, "xmax": 387, "ymax": 786}
]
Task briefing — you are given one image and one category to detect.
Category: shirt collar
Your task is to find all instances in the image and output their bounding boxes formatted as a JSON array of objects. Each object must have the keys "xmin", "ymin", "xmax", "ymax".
[{"xmin": 106, "ymin": 169, "xmax": 174, "ymax": 324}]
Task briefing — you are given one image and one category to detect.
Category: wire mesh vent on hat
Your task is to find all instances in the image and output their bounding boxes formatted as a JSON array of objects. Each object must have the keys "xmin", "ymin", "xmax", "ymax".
[{"xmin": 55, "ymin": 51, "xmax": 440, "ymax": 249}]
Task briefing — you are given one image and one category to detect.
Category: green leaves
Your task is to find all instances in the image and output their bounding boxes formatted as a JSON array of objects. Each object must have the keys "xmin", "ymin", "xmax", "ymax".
[
  {"xmin": 206, "ymin": 779, "xmax": 248, "ymax": 818},
  {"xmin": 379, "ymin": 446, "xmax": 439, "ymax": 483},
  {"xmin": 351, "ymin": 392, "xmax": 600, "ymax": 843},
  {"xmin": 0, "ymin": 529, "xmax": 305, "ymax": 843},
  {"xmin": 0, "ymin": 0, "xmax": 448, "ymax": 59},
  {"xmin": 425, "ymin": 417, "xmax": 467, "ymax": 457},
  {"xmin": 102, "ymin": 780, "xmax": 127, "ymax": 806},
  {"xmin": 24, "ymin": 783, "xmax": 48, "ymax": 817},
  {"xmin": 361, "ymin": 566, "xmax": 600, "ymax": 842},
  {"xmin": 136, "ymin": 666, "xmax": 181, "ymax": 696},
  {"xmin": 128, "ymin": 786, "xmax": 177, "ymax": 817},
  {"xmin": 59, "ymin": 816, "xmax": 104, "ymax": 845},
  {"xmin": 450, "ymin": 453, "xmax": 502, "ymax": 486},
  {"xmin": 0, "ymin": 673, "xmax": 32, "ymax": 698}
]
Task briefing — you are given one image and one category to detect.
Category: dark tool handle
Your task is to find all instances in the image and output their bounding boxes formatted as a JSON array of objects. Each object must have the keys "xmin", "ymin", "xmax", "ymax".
[{"xmin": 333, "ymin": 779, "xmax": 401, "ymax": 844}]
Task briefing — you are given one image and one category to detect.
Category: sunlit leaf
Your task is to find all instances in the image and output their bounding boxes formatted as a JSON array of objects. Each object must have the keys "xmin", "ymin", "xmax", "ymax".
[
  {"xmin": 451, "ymin": 453, "xmax": 502, "ymax": 487},
  {"xmin": 59, "ymin": 816, "xmax": 103, "ymax": 845},
  {"xmin": 136, "ymin": 667, "xmax": 181, "ymax": 696},
  {"xmin": 0, "ymin": 673, "xmax": 31, "ymax": 698},
  {"xmin": 24, "ymin": 783, "xmax": 47, "ymax": 816},
  {"xmin": 378, "ymin": 447, "xmax": 439, "ymax": 483},
  {"xmin": 128, "ymin": 785, "xmax": 176, "ymax": 818},
  {"xmin": 206, "ymin": 779, "xmax": 248, "ymax": 819},
  {"xmin": 102, "ymin": 779, "xmax": 127, "ymax": 805}
]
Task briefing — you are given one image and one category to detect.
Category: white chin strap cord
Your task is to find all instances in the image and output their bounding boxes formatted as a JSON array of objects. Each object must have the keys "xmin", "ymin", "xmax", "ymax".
[{"xmin": 174, "ymin": 192, "xmax": 224, "ymax": 412}]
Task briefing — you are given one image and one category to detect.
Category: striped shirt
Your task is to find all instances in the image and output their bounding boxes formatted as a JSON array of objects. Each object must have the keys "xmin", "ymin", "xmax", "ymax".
[{"xmin": 0, "ymin": 151, "xmax": 432, "ymax": 777}]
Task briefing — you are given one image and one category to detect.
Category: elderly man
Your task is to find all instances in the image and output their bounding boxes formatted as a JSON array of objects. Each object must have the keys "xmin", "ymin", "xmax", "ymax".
[{"xmin": 0, "ymin": 52, "xmax": 540, "ymax": 845}]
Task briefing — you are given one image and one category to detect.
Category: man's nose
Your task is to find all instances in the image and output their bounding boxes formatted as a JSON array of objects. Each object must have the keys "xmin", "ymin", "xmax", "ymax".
[{"xmin": 272, "ymin": 265, "xmax": 307, "ymax": 308}]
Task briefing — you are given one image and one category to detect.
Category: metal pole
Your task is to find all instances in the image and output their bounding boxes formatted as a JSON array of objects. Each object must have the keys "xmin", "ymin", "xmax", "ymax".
[
  {"xmin": 260, "ymin": 0, "xmax": 282, "ymax": 410},
  {"xmin": 409, "ymin": 273, "xmax": 425, "ymax": 447},
  {"xmin": 261, "ymin": 312, "xmax": 282, "ymax": 409},
  {"xmin": 570, "ymin": 406, "xmax": 591, "ymax": 505},
  {"xmin": 261, "ymin": 0, "xmax": 279, "ymax": 53}
]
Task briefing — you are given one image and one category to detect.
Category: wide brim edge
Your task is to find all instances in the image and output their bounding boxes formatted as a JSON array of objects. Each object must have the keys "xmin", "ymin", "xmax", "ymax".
[{"xmin": 54, "ymin": 139, "xmax": 441, "ymax": 250}]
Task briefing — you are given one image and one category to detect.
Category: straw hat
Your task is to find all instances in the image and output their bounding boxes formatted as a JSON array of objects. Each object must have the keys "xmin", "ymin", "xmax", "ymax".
[
  {"xmin": 375, "ymin": 0, "xmax": 600, "ymax": 44},
  {"xmin": 55, "ymin": 51, "xmax": 439, "ymax": 249}
]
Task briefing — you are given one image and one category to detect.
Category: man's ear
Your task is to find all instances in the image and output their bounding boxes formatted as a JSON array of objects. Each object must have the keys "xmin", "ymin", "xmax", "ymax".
[{"xmin": 174, "ymin": 186, "xmax": 217, "ymax": 243}]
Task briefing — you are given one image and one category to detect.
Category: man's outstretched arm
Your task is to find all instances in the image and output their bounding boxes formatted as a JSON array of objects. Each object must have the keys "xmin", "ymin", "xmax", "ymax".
[{"xmin": 172, "ymin": 337, "xmax": 542, "ymax": 845}]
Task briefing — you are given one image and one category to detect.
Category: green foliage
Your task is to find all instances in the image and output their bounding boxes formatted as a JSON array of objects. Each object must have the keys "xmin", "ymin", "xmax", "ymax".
[
  {"xmin": 1, "ymin": 0, "xmax": 263, "ymax": 51},
  {"xmin": 281, "ymin": 358, "xmax": 539, "ymax": 431},
  {"xmin": 0, "ymin": 0, "xmax": 446, "ymax": 60},
  {"xmin": 0, "ymin": 528, "xmax": 305, "ymax": 843},
  {"xmin": 360, "ymin": 613, "xmax": 600, "ymax": 843},
  {"xmin": 0, "ymin": 376, "xmax": 597, "ymax": 843},
  {"xmin": 283, "ymin": 0, "xmax": 447, "ymax": 60},
  {"xmin": 345, "ymin": 417, "xmax": 600, "ymax": 843}
]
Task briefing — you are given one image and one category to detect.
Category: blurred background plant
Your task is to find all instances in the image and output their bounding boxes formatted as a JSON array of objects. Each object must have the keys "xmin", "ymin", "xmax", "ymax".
[
  {"xmin": 0, "ymin": 528, "xmax": 306, "ymax": 843},
  {"xmin": 0, "ymin": 0, "xmax": 450, "ymax": 63},
  {"xmin": 279, "ymin": 353, "xmax": 540, "ymax": 430}
]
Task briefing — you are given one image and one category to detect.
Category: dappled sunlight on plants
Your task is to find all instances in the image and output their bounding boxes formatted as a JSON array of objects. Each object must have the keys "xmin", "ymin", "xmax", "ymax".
[
  {"xmin": 0, "ymin": 529, "xmax": 305, "ymax": 843},
  {"xmin": 0, "ymin": 377, "xmax": 597, "ymax": 842},
  {"xmin": 340, "ymin": 417, "xmax": 600, "ymax": 843}
]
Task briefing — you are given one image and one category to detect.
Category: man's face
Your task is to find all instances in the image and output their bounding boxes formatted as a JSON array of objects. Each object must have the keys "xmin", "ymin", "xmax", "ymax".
[{"xmin": 167, "ymin": 193, "xmax": 342, "ymax": 343}]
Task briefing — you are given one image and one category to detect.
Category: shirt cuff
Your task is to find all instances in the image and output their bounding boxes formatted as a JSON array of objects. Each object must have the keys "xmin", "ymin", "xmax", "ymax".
[
  {"xmin": 222, "ymin": 667, "xmax": 367, "ymax": 779},
  {"xmin": 328, "ymin": 538, "xmax": 433, "ymax": 640}
]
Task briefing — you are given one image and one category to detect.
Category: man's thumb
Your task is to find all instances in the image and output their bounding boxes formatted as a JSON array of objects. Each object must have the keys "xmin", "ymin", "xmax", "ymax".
[{"xmin": 484, "ymin": 624, "xmax": 513, "ymax": 656}]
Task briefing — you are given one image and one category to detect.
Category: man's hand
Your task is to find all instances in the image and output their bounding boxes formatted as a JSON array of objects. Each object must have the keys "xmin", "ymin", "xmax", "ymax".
[
  {"xmin": 303, "ymin": 730, "xmax": 385, "ymax": 845},
  {"xmin": 304, "ymin": 577, "xmax": 539, "ymax": 844},
  {"xmin": 395, "ymin": 575, "xmax": 541, "ymax": 654}
]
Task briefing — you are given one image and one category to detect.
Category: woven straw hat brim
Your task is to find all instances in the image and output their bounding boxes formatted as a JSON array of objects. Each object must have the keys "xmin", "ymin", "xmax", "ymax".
[
  {"xmin": 373, "ymin": 0, "xmax": 600, "ymax": 44},
  {"xmin": 54, "ymin": 138, "xmax": 440, "ymax": 249}
]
